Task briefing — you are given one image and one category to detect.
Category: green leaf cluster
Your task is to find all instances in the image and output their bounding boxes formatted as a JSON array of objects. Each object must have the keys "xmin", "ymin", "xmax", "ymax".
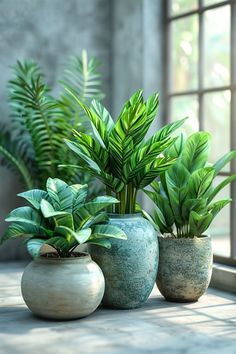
[
  {"xmin": 0, "ymin": 178, "xmax": 127, "ymax": 257},
  {"xmin": 0, "ymin": 50, "xmax": 104, "ymax": 193},
  {"xmin": 64, "ymin": 89, "xmax": 186, "ymax": 213},
  {"xmin": 144, "ymin": 132, "xmax": 236, "ymax": 237}
]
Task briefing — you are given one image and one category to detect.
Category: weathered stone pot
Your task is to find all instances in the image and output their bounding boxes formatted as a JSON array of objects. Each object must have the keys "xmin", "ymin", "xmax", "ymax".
[
  {"xmin": 21, "ymin": 253, "xmax": 105, "ymax": 320},
  {"xmin": 157, "ymin": 235, "xmax": 213, "ymax": 302},
  {"xmin": 88, "ymin": 214, "xmax": 159, "ymax": 309}
]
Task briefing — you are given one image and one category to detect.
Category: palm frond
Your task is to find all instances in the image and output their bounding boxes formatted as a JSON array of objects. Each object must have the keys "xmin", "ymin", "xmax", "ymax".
[
  {"xmin": 9, "ymin": 62, "xmax": 73, "ymax": 186},
  {"xmin": 0, "ymin": 129, "xmax": 34, "ymax": 189},
  {"xmin": 59, "ymin": 50, "xmax": 104, "ymax": 132}
]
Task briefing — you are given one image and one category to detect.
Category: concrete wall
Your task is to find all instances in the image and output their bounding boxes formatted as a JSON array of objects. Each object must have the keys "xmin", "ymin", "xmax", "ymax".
[{"xmin": 0, "ymin": 0, "xmax": 164, "ymax": 260}]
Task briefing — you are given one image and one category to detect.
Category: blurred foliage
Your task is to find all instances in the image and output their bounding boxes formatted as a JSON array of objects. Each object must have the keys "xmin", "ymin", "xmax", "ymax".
[{"xmin": 0, "ymin": 50, "xmax": 105, "ymax": 197}]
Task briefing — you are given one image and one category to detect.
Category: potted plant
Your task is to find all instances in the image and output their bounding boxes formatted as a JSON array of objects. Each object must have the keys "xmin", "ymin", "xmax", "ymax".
[
  {"xmin": 0, "ymin": 178, "xmax": 126, "ymax": 320},
  {"xmin": 144, "ymin": 132, "xmax": 236, "ymax": 302},
  {"xmin": 63, "ymin": 89, "xmax": 186, "ymax": 309}
]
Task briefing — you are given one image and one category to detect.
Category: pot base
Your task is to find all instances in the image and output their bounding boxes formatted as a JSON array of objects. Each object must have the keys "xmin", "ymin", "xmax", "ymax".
[{"xmin": 164, "ymin": 297, "xmax": 198, "ymax": 303}]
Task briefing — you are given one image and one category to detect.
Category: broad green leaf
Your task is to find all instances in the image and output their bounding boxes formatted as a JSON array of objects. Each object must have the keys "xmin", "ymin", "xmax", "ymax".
[
  {"xmin": 87, "ymin": 239, "xmax": 111, "ymax": 249},
  {"xmin": 166, "ymin": 162, "xmax": 190, "ymax": 189},
  {"xmin": 181, "ymin": 132, "xmax": 211, "ymax": 173},
  {"xmin": 84, "ymin": 196, "xmax": 119, "ymax": 214},
  {"xmin": 74, "ymin": 228, "xmax": 92, "ymax": 243},
  {"xmin": 40, "ymin": 199, "xmax": 74, "ymax": 228},
  {"xmin": 45, "ymin": 236, "xmax": 70, "ymax": 256},
  {"xmin": 181, "ymin": 198, "xmax": 207, "ymax": 222},
  {"xmin": 188, "ymin": 167, "xmax": 215, "ymax": 199},
  {"xmin": 5, "ymin": 206, "xmax": 44, "ymax": 228},
  {"xmin": 46, "ymin": 177, "xmax": 73, "ymax": 212},
  {"xmin": 91, "ymin": 224, "xmax": 127, "ymax": 240},
  {"xmin": 189, "ymin": 211, "xmax": 213, "ymax": 236},
  {"xmin": 55, "ymin": 226, "xmax": 91, "ymax": 244},
  {"xmin": 27, "ymin": 238, "xmax": 46, "ymax": 258},
  {"xmin": 0, "ymin": 222, "xmax": 50, "ymax": 244},
  {"xmin": 70, "ymin": 184, "xmax": 88, "ymax": 209},
  {"xmin": 81, "ymin": 211, "xmax": 109, "ymax": 229},
  {"xmin": 17, "ymin": 189, "xmax": 47, "ymax": 210}
]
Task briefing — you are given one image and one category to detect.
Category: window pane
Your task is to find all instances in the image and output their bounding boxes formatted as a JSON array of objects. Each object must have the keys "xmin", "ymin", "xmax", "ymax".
[
  {"xmin": 208, "ymin": 176, "xmax": 231, "ymax": 258},
  {"xmin": 203, "ymin": 6, "xmax": 230, "ymax": 88},
  {"xmin": 170, "ymin": 0, "xmax": 198, "ymax": 16},
  {"xmin": 203, "ymin": 0, "xmax": 225, "ymax": 6},
  {"xmin": 170, "ymin": 95, "xmax": 199, "ymax": 135},
  {"xmin": 170, "ymin": 15, "xmax": 198, "ymax": 92},
  {"xmin": 203, "ymin": 91, "xmax": 231, "ymax": 171}
]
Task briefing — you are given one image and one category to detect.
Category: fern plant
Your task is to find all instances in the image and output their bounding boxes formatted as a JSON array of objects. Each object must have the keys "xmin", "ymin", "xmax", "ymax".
[
  {"xmin": 144, "ymin": 132, "xmax": 236, "ymax": 237},
  {"xmin": 0, "ymin": 178, "xmax": 127, "ymax": 258},
  {"xmin": 0, "ymin": 50, "xmax": 104, "ymax": 191},
  {"xmin": 64, "ymin": 89, "xmax": 187, "ymax": 213}
]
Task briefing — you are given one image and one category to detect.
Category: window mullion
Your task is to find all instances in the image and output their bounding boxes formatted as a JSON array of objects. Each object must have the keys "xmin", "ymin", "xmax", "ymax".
[
  {"xmin": 198, "ymin": 0, "xmax": 204, "ymax": 130},
  {"xmin": 230, "ymin": 2, "xmax": 236, "ymax": 259}
]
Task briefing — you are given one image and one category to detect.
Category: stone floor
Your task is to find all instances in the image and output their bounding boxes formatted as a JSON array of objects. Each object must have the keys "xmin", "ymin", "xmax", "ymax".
[{"xmin": 0, "ymin": 262, "xmax": 236, "ymax": 354}]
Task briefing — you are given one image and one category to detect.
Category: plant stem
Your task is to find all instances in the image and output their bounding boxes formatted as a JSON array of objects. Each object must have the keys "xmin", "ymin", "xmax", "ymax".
[{"xmin": 106, "ymin": 186, "xmax": 113, "ymax": 212}]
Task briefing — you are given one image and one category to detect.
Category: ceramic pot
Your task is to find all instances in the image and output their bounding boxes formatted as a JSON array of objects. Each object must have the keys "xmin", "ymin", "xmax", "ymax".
[
  {"xmin": 157, "ymin": 235, "xmax": 213, "ymax": 302},
  {"xmin": 21, "ymin": 253, "xmax": 105, "ymax": 320},
  {"xmin": 89, "ymin": 213, "xmax": 159, "ymax": 309}
]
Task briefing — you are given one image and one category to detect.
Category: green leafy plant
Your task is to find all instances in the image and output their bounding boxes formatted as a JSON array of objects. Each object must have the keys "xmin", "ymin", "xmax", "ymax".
[
  {"xmin": 0, "ymin": 50, "xmax": 104, "ymax": 192},
  {"xmin": 63, "ymin": 89, "xmax": 187, "ymax": 213},
  {"xmin": 0, "ymin": 178, "xmax": 127, "ymax": 258},
  {"xmin": 144, "ymin": 131, "xmax": 236, "ymax": 237}
]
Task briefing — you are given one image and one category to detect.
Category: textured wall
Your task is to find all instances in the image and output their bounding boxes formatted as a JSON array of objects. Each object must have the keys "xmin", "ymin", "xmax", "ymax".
[{"xmin": 0, "ymin": 0, "xmax": 112, "ymax": 260}]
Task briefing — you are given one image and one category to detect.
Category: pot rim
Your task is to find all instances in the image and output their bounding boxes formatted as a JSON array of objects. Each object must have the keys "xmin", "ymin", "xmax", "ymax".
[
  {"xmin": 108, "ymin": 212, "xmax": 142, "ymax": 219},
  {"xmin": 35, "ymin": 252, "xmax": 91, "ymax": 264},
  {"xmin": 158, "ymin": 234, "xmax": 211, "ymax": 240}
]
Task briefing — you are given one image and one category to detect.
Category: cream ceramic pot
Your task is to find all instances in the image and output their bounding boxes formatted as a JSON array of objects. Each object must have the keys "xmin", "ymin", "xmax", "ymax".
[{"xmin": 21, "ymin": 253, "xmax": 105, "ymax": 320}]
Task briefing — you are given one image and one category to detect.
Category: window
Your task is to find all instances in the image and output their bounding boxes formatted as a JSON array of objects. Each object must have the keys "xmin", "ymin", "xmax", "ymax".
[{"xmin": 164, "ymin": 0, "xmax": 236, "ymax": 265}]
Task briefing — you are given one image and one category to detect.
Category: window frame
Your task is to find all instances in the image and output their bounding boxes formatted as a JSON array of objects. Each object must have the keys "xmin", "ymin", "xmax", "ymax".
[{"xmin": 163, "ymin": 0, "xmax": 236, "ymax": 266}]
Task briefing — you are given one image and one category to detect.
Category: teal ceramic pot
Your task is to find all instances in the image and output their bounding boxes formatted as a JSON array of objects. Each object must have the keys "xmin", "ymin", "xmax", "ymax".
[
  {"xmin": 88, "ymin": 213, "xmax": 159, "ymax": 309},
  {"xmin": 157, "ymin": 235, "xmax": 213, "ymax": 302}
]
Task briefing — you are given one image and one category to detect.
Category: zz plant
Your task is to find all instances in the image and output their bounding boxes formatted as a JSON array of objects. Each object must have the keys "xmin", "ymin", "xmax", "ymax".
[
  {"xmin": 144, "ymin": 131, "xmax": 236, "ymax": 238},
  {"xmin": 64, "ymin": 89, "xmax": 187, "ymax": 213},
  {"xmin": 0, "ymin": 51, "xmax": 104, "ymax": 191},
  {"xmin": 0, "ymin": 178, "xmax": 127, "ymax": 258}
]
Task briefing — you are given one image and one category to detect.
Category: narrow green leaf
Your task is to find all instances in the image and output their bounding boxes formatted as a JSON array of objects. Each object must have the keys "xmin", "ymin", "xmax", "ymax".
[
  {"xmin": 208, "ymin": 173, "xmax": 236, "ymax": 202},
  {"xmin": 213, "ymin": 151, "xmax": 236, "ymax": 175}
]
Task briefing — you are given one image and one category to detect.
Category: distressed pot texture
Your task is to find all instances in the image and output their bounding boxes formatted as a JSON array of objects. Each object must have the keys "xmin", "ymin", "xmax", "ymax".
[
  {"xmin": 88, "ymin": 214, "xmax": 159, "ymax": 309},
  {"xmin": 21, "ymin": 253, "xmax": 105, "ymax": 320},
  {"xmin": 157, "ymin": 235, "xmax": 213, "ymax": 302}
]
